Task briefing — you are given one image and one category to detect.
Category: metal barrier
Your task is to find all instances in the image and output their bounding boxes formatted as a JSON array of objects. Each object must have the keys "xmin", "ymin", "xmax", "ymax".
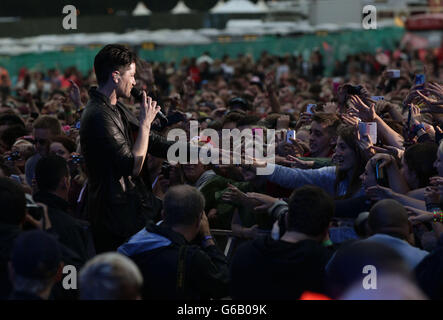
[{"xmin": 210, "ymin": 229, "xmax": 271, "ymax": 259}]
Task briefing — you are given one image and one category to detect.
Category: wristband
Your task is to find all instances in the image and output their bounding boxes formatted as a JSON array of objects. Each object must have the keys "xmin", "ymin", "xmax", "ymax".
[
  {"xmin": 201, "ymin": 235, "xmax": 213, "ymax": 245},
  {"xmin": 433, "ymin": 210, "xmax": 443, "ymax": 223}
]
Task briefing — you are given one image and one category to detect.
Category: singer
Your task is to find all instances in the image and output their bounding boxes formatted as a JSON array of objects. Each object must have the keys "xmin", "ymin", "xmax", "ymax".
[{"xmin": 80, "ymin": 44, "xmax": 175, "ymax": 253}]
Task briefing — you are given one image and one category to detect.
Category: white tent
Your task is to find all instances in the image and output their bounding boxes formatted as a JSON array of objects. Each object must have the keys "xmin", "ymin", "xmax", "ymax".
[
  {"xmin": 172, "ymin": 1, "xmax": 191, "ymax": 14},
  {"xmin": 210, "ymin": 0, "xmax": 226, "ymax": 13},
  {"xmin": 211, "ymin": 0, "xmax": 266, "ymax": 14},
  {"xmin": 132, "ymin": 2, "xmax": 151, "ymax": 16},
  {"xmin": 256, "ymin": 0, "xmax": 269, "ymax": 12}
]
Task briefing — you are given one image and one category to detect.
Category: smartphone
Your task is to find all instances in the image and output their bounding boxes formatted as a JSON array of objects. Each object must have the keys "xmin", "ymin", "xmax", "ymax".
[
  {"xmin": 27, "ymin": 204, "xmax": 44, "ymax": 221},
  {"xmin": 25, "ymin": 193, "xmax": 44, "ymax": 222},
  {"xmin": 358, "ymin": 122, "xmax": 377, "ymax": 144},
  {"xmin": 407, "ymin": 105, "xmax": 412, "ymax": 131},
  {"xmin": 375, "ymin": 160, "xmax": 389, "ymax": 187},
  {"xmin": 371, "ymin": 96, "xmax": 384, "ymax": 101},
  {"xmin": 415, "ymin": 74, "xmax": 425, "ymax": 85},
  {"xmin": 387, "ymin": 69, "xmax": 401, "ymax": 78},
  {"xmin": 415, "ymin": 74, "xmax": 425, "ymax": 91},
  {"xmin": 306, "ymin": 104, "xmax": 316, "ymax": 115},
  {"xmin": 286, "ymin": 130, "xmax": 296, "ymax": 143}
]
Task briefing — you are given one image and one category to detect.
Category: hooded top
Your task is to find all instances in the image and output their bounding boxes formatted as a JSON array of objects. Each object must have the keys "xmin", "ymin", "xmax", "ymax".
[
  {"xmin": 118, "ymin": 221, "xmax": 229, "ymax": 300},
  {"xmin": 117, "ymin": 224, "xmax": 172, "ymax": 257}
]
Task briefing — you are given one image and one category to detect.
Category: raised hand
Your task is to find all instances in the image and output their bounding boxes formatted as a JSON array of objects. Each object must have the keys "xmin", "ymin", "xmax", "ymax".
[
  {"xmin": 370, "ymin": 145, "xmax": 404, "ymax": 160},
  {"xmin": 429, "ymin": 176, "xmax": 443, "ymax": 198},
  {"xmin": 295, "ymin": 112, "xmax": 312, "ymax": 130},
  {"xmin": 139, "ymin": 91, "xmax": 161, "ymax": 129},
  {"xmin": 69, "ymin": 80, "xmax": 81, "ymax": 108},
  {"xmin": 287, "ymin": 138, "xmax": 309, "ymax": 157},
  {"xmin": 246, "ymin": 192, "xmax": 279, "ymax": 211},
  {"xmin": 409, "ymin": 103, "xmax": 421, "ymax": 126},
  {"xmin": 340, "ymin": 113, "xmax": 359, "ymax": 128},
  {"xmin": 406, "ymin": 206, "xmax": 434, "ymax": 225},
  {"xmin": 348, "ymin": 95, "xmax": 376, "ymax": 122},
  {"xmin": 368, "ymin": 153, "xmax": 396, "ymax": 169},
  {"xmin": 222, "ymin": 184, "xmax": 252, "ymax": 206},
  {"xmin": 426, "ymin": 82, "xmax": 443, "ymax": 100},
  {"xmin": 356, "ymin": 131, "xmax": 376, "ymax": 158},
  {"xmin": 365, "ymin": 185, "xmax": 394, "ymax": 201},
  {"xmin": 284, "ymin": 155, "xmax": 314, "ymax": 169},
  {"xmin": 416, "ymin": 90, "xmax": 443, "ymax": 110},
  {"xmin": 424, "ymin": 185, "xmax": 440, "ymax": 205}
]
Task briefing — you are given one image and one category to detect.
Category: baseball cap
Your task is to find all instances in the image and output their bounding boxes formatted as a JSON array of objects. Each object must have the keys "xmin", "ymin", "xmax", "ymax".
[{"xmin": 11, "ymin": 230, "xmax": 62, "ymax": 279}]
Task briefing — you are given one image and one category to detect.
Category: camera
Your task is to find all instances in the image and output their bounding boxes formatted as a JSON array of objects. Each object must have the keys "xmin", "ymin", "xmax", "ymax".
[
  {"xmin": 69, "ymin": 154, "xmax": 84, "ymax": 165},
  {"xmin": 25, "ymin": 194, "xmax": 43, "ymax": 221},
  {"xmin": 161, "ymin": 161, "xmax": 172, "ymax": 179},
  {"xmin": 5, "ymin": 151, "xmax": 20, "ymax": 162}
]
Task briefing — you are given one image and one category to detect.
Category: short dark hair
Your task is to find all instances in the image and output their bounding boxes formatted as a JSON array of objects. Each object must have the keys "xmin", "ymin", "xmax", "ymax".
[
  {"xmin": 311, "ymin": 112, "xmax": 341, "ymax": 137},
  {"xmin": 0, "ymin": 177, "xmax": 26, "ymax": 225},
  {"xmin": 94, "ymin": 44, "xmax": 137, "ymax": 86},
  {"xmin": 286, "ymin": 185, "xmax": 334, "ymax": 236},
  {"xmin": 33, "ymin": 115, "xmax": 62, "ymax": 136},
  {"xmin": 35, "ymin": 155, "xmax": 69, "ymax": 193},
  {"xmin": 368, "ymin": 199, "xmax": 410, "ymax": 239},
  {"xmin": 404, "ymin": 143, "xmax": 438, "ymax": 188},
  {"xmin": 163, "ymin": 185, "xmax": 205, "ymax": 227}
]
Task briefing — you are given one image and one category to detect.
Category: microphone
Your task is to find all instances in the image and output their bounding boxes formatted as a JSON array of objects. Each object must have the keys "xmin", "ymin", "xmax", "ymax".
[{"xmin": 131, "ymin": 87, "xmax": 168, "ymax": 124}]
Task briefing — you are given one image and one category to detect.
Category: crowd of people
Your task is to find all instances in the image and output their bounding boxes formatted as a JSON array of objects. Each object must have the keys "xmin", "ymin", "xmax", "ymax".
[{"xmin": 1, "ymin": 43, "xmax": 443, "ymax": 300}]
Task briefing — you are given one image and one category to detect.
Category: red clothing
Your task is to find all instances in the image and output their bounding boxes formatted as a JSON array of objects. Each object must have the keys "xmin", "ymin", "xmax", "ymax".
[
  {"xmin": 300, "ymin": 291, "xmax": 332, "ymax": 300},
  {"xmin": 189, "ymin": 66, "xmax": 201, "ymax": 84}
]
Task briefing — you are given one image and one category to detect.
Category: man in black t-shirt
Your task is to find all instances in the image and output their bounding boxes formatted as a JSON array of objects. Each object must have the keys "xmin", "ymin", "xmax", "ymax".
[{"xmin": 230, "ymin": 185, "xmax": 335, "ymax": 300}]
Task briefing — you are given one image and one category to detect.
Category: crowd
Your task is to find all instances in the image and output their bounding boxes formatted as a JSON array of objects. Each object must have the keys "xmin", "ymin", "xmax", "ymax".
[{"xmin": 0, "ymin": 44, "xmax": 443, "ymax": 300}]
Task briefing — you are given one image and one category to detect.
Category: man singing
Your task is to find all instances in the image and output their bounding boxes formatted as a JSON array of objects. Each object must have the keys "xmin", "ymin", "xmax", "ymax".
[{"xmin": 80, "ymin": 44, "xmax": 174, "ymax": 253}]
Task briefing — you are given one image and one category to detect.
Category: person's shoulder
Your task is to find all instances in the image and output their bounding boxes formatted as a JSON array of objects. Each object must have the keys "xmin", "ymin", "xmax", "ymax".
[
  {"xmin": 25, "ymin": 153, "xmax": 41, "ymax": 168},
  {"xmin": 232, "ymin": 237, "xmax": 268, "ymax": 261},
  {"xmin": 49, "ymin": 206, "xmax": 77, "ymax": 224}
]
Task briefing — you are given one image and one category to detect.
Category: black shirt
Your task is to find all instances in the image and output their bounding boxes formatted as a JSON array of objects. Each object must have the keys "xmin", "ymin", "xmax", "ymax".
[{"xmin": 230, "ymin": 236, "xmax": 333, "ymax": 300}]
